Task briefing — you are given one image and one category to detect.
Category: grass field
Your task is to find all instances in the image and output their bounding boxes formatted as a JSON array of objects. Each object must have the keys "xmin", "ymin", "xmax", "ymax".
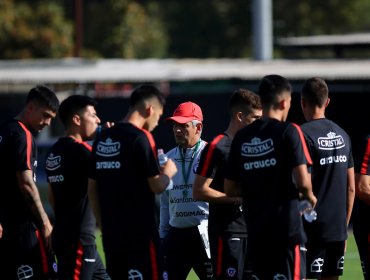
[{"xmin": 96, "ymin": 231, "xmax": 363, "ymax": 280}]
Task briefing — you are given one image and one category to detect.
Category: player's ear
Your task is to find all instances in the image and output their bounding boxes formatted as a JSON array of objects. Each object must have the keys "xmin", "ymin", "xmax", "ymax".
[
  {"xmin": 324, "ymin": 97, "xmax": 330, "ymax": 108},
  {"xmin": 72, "ymin": 114, "xmax": 81, "ymax": 126},
  {"xmin": 236, "ymin": 111, "xmax": 243, "ymax": 122}
]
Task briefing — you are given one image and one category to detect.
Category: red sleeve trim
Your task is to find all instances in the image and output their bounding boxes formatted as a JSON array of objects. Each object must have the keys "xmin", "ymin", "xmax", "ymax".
[
  {"xmin": 139, "ymin": 128, "xmax": 157, "ymax": 159},
  {"xmin": 291, "ymin": 123, "xmax": 313, "ymax": 165},
  {"xmin": 360, "ymin": 138, "xmax": 370, "ymax": 175},
  {"xmin": 73, "ymin": 138, "xmax": 92, "ymax": 152},
  {"xmin": 199, "ymin": 134, "xmax": 225, "ymax": 177},
  {"xmin": 17, "ymin": 121, "xmax": 32, "ymax": 170}
]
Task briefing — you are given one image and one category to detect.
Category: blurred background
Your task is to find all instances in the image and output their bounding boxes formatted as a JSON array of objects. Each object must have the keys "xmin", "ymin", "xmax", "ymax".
[{"xmin": 1, "ymin": 1, "xmax": 369, "ymax": 278}]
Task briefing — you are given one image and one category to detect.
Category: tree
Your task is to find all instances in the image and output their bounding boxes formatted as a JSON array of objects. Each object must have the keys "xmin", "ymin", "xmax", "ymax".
[
  {"xmin": 0, "ymin": 0, "xmax": 73, "ymax": 59},
  {"xmin": 84, "ymin": 0, "xmax": 168, "ymax": 58}
]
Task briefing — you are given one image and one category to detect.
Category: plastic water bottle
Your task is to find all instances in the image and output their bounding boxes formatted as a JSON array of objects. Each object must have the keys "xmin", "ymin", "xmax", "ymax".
[
  {"xmin": 157, "ymin": 149, "xmax": 168, "ymax": 166},
  {"xmin": 299, "ymin": 200, "xmax": 317, "ymax": 223}
]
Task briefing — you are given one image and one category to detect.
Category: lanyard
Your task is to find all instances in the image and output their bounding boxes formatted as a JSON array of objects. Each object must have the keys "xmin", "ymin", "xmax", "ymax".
[{"xmin": 179, "ymin": 140, "xmax": 200, "ymax": 185}]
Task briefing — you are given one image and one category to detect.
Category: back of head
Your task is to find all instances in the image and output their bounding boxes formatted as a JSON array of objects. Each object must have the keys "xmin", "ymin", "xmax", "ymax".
[
  {"xmin": 301, "ymin": 77, "xmax": 329, "ymax": 107},
  {"xmin": 59, "ymin": 95, "xmax": 97, "ymax": 127},
  {"xmin": 130, "ymin": 84, "xmax": 165, "ymax": 110},
  {"xmin": 228, "ymin": 88, "xmax": 262, "ymax": 115},
  {"xmin": 258, "ymin": 75, "xmax": 292, "ymax": 108},
  {"xmin": 26, "ymin": 85, "xmax": 59, "ymax": 112}
]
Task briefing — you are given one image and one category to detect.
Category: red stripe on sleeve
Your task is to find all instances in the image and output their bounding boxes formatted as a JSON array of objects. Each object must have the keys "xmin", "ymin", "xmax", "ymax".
[
  {"xmin": 140, "ymin": 128, "xmax": 157, "ymax": 160},
  {"xmin": 294, "ymin": 244, "xmax": 301, "ymax": 280},
  {"xmin": 18, "ymin": 121, "xmax": 32, "ymax": 170},
  {"xmin": 361, "ymin": 138, "xmax": 370, "ymax": 175},
  {"xmin": 199, "ymin": 134, "xmax": 225, "ymax": 177},
  {"xmin": 149, "ymin": 240, "xmax": 159, "ymax": 280},
  {"xmin": 291, "ymin": 123, "xmax": 313, "ymax": 165}
]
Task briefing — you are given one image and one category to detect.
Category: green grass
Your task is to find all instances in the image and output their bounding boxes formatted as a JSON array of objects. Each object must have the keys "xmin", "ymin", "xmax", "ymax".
[{"xmin": 95, "ymin": 231, "xmax": 363, "ymax": 280}]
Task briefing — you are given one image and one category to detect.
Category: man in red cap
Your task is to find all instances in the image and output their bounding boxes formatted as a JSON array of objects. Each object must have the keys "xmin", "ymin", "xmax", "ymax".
[{"xmin": 159, "ymin": 101, "xmax": 214, "ymax": 279}]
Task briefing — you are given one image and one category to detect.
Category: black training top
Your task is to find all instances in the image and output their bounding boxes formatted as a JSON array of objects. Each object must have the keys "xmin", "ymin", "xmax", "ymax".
[
  {"xmin": 89, "ymin": 122, "xmax": 160, "ymax": 252},
  {"xmin": 196, "ymin": 132, "xmax": 247, "ymax": 236},
  {"xmin": 0, "ymin": 119, "xmax": 38, "ymax": 226},
  {"xmin": 301, "ymin": 118, "xmax": 353, "ymax": 242},
  {"xmin": 353, "ymin": 135, "xmax": 370, "ymax": 225},
  {"xmin": 45, "ymin": 137, "xmax": 96, "ymax": 246},
  {"xmin": 226, "ymin": 118, "xmax": 312, "ymax": 246}
]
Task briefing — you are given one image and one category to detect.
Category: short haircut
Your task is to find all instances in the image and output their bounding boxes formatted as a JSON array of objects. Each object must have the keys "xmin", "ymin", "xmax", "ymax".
[
  {"xmin": 258, "ymin": 75, "xmax": 292, "ymax": 107},
  {"xmin": 130, "ymin": 84, "xmax": 165, "ymax": 108},
  {"xmin": 26, "ymin": 85, "xmax": 59, "ymax": 112},
  {"xmin": 58, "ymin": 95, "xmax": 97, "ymax": 127},
  {"xmin": 228, "ymin": 88, "xmax": 262, "ymax": 115},
  {"xmin": 301, "ymin": 77, "xmax": 329, "ymax": 107}
]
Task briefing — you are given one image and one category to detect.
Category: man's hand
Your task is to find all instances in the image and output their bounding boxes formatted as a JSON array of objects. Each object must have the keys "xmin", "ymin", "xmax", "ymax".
[{"xmin": 0, "ymin": 223, "xmax": 3, "ymax": 239}]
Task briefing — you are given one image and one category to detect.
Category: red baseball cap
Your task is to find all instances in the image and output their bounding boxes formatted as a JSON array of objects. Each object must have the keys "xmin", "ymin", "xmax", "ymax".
[{"xmin": 166, "ymin": 101, "xmax": 203, "ymax": 124}]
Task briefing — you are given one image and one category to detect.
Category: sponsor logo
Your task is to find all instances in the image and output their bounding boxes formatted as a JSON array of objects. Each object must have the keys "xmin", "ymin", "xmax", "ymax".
[
  {"xmin": 273, "ymin": 274, "xmax": 288, "ymax": 280},
  {"xmin": 52, "ymin": 261, "xmax": 58, "ymax": 273},
  {"xmin": 17, "ymin": 265, "xmax": 33, "ymax": 280},
  {"xmin": 45, "ymin": 154, "xmax": 61, "ymax": 171},
  {"xmin": 226, "ymin": 267, "xmax": 237, "ymax": 277},
  {"xmin": 244, "ymin": 158, "xmax": 277, "ymax": 170},
  {"xmin": 172, "ymin": 184, "xmax": 192, "ymax": 190},
  {"xmin": 337, "ymin": 256, "xmax": 344, "ymax": 270},
  {"xmin": 318, "ymin": 132, "xmax": 345, "ymax": 150},
  {"xmin": 84, "ymin": 258, "xmax": 96, "ymax": 262},
  {"xmin": 175, "ymin": 210, "xmax": 205, "ymax": 217},
  {"xmin": 170, "ymin": 196, "xmax": 197, "ymax": 203},
  {"xmin": 163, "ymin": 271, "xmax": 169, "ymax": 280},
  {"xmin": 320, "ymin": 155, "xmax": 347, "ymax": 165},
  {"xmin": 48, "ymin": 175, "xmax": 64, "ymax": 183},
  {"xmin": 311, "ymin": 258, "xmax": 324, "ymax": 273},
  {"xmin": 96, "ymin": 138, "xmax": 121, "ymax": 157},
  {"xmin": 128, "ymin": 269, "xmax": 143, "ymax": 280},
  {"xmin": 241, "ymin": 137, "xmax": 274, "ymax": 157},
  {"xmin": 96, "ymin": 161, "xmax": 121, "ymax": 169}
]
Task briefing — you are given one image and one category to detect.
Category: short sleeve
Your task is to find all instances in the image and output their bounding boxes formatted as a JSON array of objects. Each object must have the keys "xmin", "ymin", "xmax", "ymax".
[
  {"xmin": 135, "ymin": 131, "xmax": 160, "ymax": 178},
  {"xmin": 354, "ymin": 136, "xmax": 370, "ymax": 175},
  {"xmin": 196, "ymin": 134, "xmax": 224, "ymax": 178},
  {"xmin": 225, "ymin": 131, "xmax": 243, "ymax": 182}
]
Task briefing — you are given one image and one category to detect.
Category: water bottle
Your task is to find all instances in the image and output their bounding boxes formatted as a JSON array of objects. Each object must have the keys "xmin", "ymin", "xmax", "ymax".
[
  {"xmin": 157, "ymin": 149, "xmax": 168, "ymax": 167},
  {"xmin": 299, "ymin": 200, "xmax": 317, "ymax": 223}
]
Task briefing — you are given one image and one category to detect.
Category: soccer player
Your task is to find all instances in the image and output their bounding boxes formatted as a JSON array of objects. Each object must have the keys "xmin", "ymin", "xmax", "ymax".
[
  {"xmin": 159, "ymin": 101, "xmax": 213, "ymax": 280},
  {"xmin": 0, "ymin": 85, "xmax": 59, "ymax": 279},
  {"xmin": 88, "ymin": 85, "xmax": 177, "ymax": 280},
  {"xmin": 193, "ymin": 89, "xmax": 262, "ymax": 280},
  {"xmin": 353, "ymin": 134, "xmax": 370, "ymax": 280},
  {"xmin": 225, "ymin": 75, "xmax": 316, "ymax": 279},
  {"xmin": 300, "ymin": 77, "xmax": 355, "ymax": 280},
  {"xmin": 45, "ymin": 95, "xmax": 111, "ymax": 279}
]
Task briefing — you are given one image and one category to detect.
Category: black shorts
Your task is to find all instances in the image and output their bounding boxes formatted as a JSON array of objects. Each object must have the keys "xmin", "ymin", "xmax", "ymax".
[
  {"xmin": 305, "ymin": 240, "xmax": 345, "ymax": 279},
  {"xmin": 353, "ymin": 221, "xmax": 370, "ymax": 280},
  {"xmin": 54, "ymin": 242, "xmax": 110, "ymax": 280},
  {"xmin": 105, "ymin": 238, "xmax": 165, "ymax": 280},
  {"xmin": 0, "ymin": 222, "xmax": 57, "ymax": 280},
  {"xmin": 210, "ymin": 232, "xmax": 247, "ymax": 280},
  {"xmin": 249, "ymin": 242, "xmax": 306, "ymax": 280}
]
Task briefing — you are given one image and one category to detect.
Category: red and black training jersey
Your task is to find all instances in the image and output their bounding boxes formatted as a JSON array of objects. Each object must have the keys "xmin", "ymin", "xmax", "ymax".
[
  {"xmin": 89, "ymin": 122, "xmax": 160, "ymax": 252},
  {"xmin": 301, "ymin": 118, "xmax": 353, "ymax": 242},
  {"xmin": 353, "ymin": 135, "xmax": 370, "ymax": 223},
  {"xmin": 0, "ymin": 119, "xmax": 38, "ymax": 225},
  {"xmin": 45, "ymin": 137, "xmax": 96, "ymax": 246},
  {"xmin": 196, "ymin": 132, "xmax": 247, "ymax": 236},
  {"xmin": 226, "ymin": 118, "xmax": 312, "ymax": 246}
]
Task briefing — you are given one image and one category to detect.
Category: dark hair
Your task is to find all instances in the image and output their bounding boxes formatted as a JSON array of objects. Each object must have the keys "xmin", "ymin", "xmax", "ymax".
[
  {"xmin": 58, "ymin": 95, "xmax": 97, "ymax": 127},
  {"xmin": 301, "ymin": 77, "xmax": 329, "ymax": 107},
  {"xmin": 228, "ymin": 88, "xmax": 262, "ymax": 115},
  {"xmin": 26, "ymin": 85, "xmax": 59, "ymax": 112},
  {"xmin": 130, "ymin": 84, "xmax": 165, "ymax": 108},
  {"xmin": 258, "ymin": 75, "xmax": 292, "ymax": 107}
]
